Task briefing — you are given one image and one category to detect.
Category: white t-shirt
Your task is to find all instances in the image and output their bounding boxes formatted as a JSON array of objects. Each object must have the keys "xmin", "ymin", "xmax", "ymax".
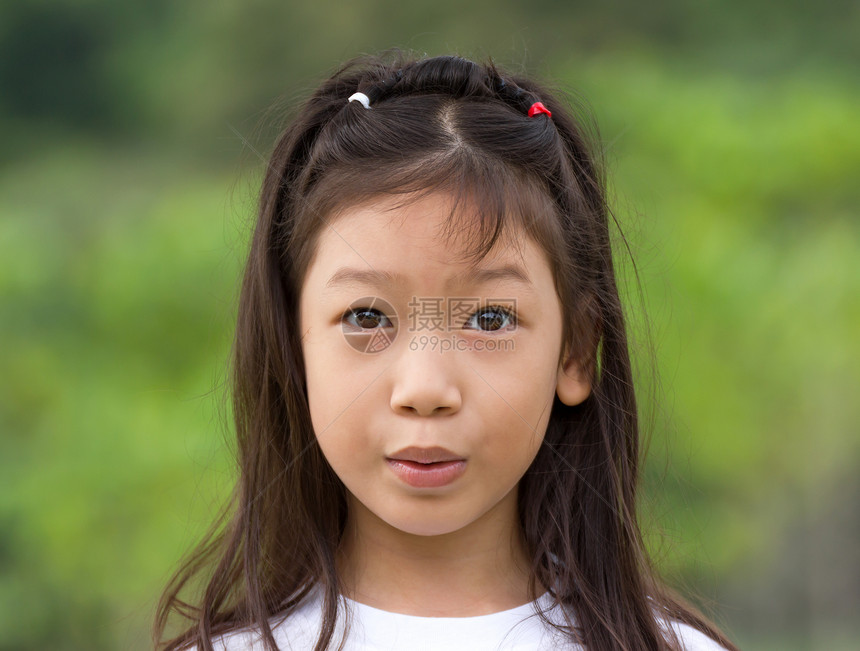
[{"xmin": 206, "ymin": 590, "xmax": 727, "ymax": 650}]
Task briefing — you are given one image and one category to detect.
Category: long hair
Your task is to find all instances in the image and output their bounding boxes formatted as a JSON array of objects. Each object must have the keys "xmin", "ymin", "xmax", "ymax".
[{"xmin": 154, "ymin": 51, "xmax": 737, "ymax": 651}]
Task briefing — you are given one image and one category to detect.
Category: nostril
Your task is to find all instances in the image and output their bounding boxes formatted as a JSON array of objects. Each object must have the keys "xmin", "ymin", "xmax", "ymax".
[
  {"xmin": 390, "ymin": 373, "xmax": 463, "ymax": 417},
  {"xmin": 396, "ymin": 404, "xmax": 453, "ymax": 417}
]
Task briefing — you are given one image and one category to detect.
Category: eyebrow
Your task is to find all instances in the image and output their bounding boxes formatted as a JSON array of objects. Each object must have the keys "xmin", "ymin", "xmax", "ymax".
[
  {"xmin": 449, "ymin": 265, "xmax": 534, "ymax": 289},
  {"xmin": 325, "ymin": 268, "xmax": 406, "ymax": 289},
  {"xmin": 324, "ymin": 265, "xmax": 535, "ymax": 291}
]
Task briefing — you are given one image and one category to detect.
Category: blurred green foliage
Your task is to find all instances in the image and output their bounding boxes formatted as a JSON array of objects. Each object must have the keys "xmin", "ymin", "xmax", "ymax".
[{"xmin": 1, "ymin": 1, "xmax": 858, "ymax": 649}]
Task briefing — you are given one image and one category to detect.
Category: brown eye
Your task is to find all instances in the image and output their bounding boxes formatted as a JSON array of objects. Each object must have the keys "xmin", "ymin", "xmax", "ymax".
[
  {"xmin": 344, "ymin": 308, "xmax": 392, "ymax": 330},
  {"xmin": 465, "ymin": 306, "xmax": 516, "ymax": 332}
]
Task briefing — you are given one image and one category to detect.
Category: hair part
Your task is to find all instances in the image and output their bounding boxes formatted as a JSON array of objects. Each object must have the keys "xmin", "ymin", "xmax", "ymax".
[{"xmin": 154, "ymin": 51, "xmax": 737, "ymax": 651}]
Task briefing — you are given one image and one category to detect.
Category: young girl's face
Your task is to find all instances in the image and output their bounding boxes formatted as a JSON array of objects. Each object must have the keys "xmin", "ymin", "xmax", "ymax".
[{"xmin": 299, "ymin": 192, "xmax": 590, "ymax": 539}]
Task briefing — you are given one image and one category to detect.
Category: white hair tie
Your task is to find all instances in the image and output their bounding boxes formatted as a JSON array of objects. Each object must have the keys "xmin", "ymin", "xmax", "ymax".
[{"xmin": 347, "ymin": 92, "xmax": 371, "ymax": 109}]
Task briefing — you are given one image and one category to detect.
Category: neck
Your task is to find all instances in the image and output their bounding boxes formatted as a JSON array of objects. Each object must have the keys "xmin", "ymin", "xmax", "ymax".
[{"xmin": 336, "ymin": 489, "xmax": 536, "ymax": 617}]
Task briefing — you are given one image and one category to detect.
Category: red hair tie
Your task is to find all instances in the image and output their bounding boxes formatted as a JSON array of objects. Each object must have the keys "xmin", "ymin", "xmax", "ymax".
[{"xmin": 528, "ymin": 102, "xmax": 552, "ymax": 118}]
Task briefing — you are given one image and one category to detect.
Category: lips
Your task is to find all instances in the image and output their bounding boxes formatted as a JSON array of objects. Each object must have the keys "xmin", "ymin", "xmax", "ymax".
[
  {"xmin": 386, "ymin": 446, "xmax": 467, "ymax": 488},
  {"xmin": 387, "ymin": 446, "xmax": 464, "ymax": 464}
]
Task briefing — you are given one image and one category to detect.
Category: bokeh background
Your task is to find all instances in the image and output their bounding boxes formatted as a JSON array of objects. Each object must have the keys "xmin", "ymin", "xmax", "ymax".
[{"xmin": 1, "ymin": 1, "xmax": 858, "ymax": 649}]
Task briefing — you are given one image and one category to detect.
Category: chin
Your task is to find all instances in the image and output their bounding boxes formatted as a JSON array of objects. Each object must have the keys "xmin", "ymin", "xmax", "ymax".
[{"xmin": 381, "ymin": 511, "xmax": 475, "ymax": 538}]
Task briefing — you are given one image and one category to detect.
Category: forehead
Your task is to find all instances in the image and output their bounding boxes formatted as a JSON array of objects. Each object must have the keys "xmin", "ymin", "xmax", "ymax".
[
  {"xmin": 333, "ymin": 191, "xmax": 529, "ymax": 258},
  {"xmin": 305, "ymin": 191, "xmax": 555, "ymax": 295}
]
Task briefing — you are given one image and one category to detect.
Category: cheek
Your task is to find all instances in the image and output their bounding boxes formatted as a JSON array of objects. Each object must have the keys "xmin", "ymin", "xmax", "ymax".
[
  {"xmin": 470, "ymin": 371, "xmax": 554, "ymax": 477},
  {"xmin": 308, "ymin": 388, "xmax": 369, "ymax": 487},
  {"xmin": 469, "ymin": 346, "xmax": 559, "ymax": 479},
  {"xmin": 303, "ymin": 349, "xmax": 334, "ymax": 435},
  {"xmin": 301, "ymin": 317, "xmax": 355, "ymax": 435},
  {"xmin": 475, "ymin": 348, "xmax": 559, "ymax": 430},
  {"xmin": 302, "ymin": 343, "xmax": 383, "ymax": 470}
]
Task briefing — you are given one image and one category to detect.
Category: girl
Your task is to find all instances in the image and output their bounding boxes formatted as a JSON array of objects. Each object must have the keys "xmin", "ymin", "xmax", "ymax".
[{"xmin": 155, "ymin": 52, "xmax": 738, "ymax": 651}]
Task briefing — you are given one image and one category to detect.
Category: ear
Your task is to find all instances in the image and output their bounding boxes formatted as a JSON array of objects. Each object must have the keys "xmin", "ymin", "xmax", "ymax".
[{"xmin": 556, "ymin": 351, "xmax": 592, "ymax": 406}]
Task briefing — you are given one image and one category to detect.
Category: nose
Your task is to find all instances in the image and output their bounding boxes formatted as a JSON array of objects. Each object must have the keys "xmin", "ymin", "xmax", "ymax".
[{"xmin": 389, "ymin": 342, "xmax": 463, "ymax": 416}]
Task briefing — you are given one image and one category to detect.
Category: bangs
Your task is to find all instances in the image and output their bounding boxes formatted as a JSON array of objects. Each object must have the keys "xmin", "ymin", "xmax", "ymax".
[{"xmin": 290, "ymin": 148, "xmax": 566, "ymax": 284}]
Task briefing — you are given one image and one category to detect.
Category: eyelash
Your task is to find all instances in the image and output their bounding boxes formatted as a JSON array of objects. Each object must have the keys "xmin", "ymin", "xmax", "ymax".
[
  {"xmin": 463, "ymin": 305, "xmax": 517, "ymax": 332},
  {"xmin": 342, "ymin": 307, "xmax": 394, "ymax": 330},
  {"xmin": 341, "ymin": 305, "xmax": 517, "ymax": 332}
]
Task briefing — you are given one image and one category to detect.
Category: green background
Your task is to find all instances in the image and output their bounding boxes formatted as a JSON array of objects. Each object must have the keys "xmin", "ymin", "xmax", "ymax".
[{"xmin": 1, "ymin": 1, "xmax": 857, "ymax": 649}]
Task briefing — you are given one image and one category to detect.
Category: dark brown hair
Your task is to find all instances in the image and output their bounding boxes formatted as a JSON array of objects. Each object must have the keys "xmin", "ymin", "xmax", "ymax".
[{"xmin": 154, "ymin": 51, "xmax": 737, "ymax": 651}]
